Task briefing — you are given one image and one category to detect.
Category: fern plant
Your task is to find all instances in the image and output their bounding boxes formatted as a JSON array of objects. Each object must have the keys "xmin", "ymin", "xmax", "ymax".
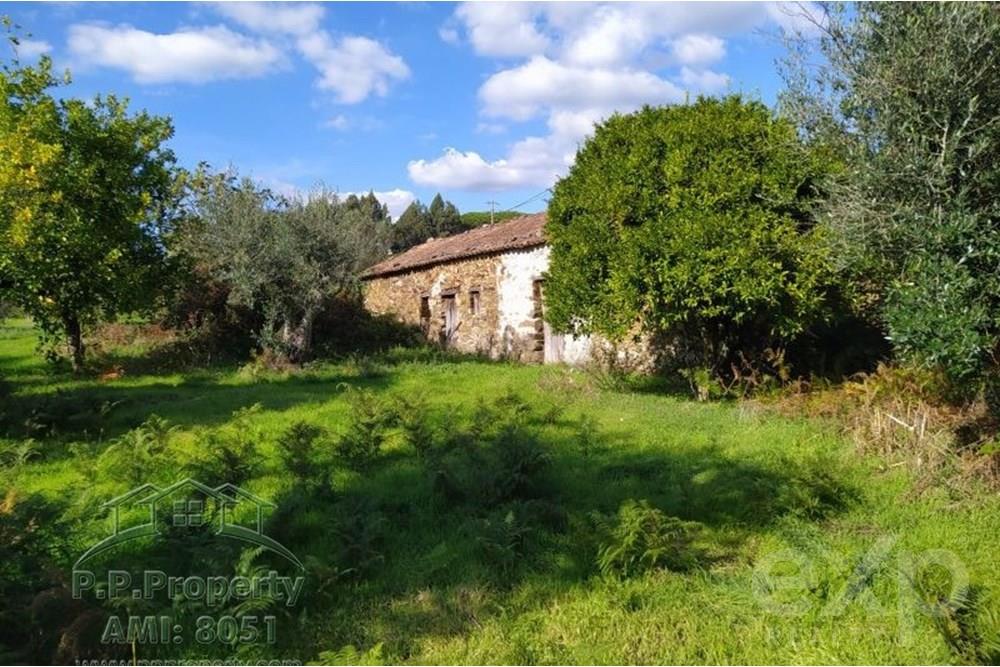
[{"xmin": 597, "ymin": 499, "xmax": 700, "ymax": 578}]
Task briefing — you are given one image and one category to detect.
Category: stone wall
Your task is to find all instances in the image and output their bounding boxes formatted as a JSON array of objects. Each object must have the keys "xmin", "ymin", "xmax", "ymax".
[
  {"xmin": 363, "ymin": 252, "xmax": 534, "ymax": 359},
  {"xmin": 363, "ymin": 246, "xmax": 655, "ymax": 368}
]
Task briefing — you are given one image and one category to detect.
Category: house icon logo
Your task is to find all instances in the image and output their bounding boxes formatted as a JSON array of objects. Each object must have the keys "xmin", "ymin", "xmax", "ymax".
[{"xmin": 75, "ymin": 478, "xmax": 303, "ymax": 570}]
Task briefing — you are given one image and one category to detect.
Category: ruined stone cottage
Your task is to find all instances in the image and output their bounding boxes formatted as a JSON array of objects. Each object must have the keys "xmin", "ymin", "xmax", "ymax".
[{"xmin": 361, "ymin": 213, "xmax": 593, "ymax": 364}]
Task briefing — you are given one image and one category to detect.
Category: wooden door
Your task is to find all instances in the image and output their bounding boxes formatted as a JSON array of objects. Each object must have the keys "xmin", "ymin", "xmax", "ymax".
[{"xmin": 442, "ymin": 295, "xmax": 458, "ymax": 343}]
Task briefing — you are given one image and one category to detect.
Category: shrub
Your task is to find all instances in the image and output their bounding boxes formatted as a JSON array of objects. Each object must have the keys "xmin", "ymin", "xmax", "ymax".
[
  {"xmin": 332, "ymin": 495, "xmax": 386, "ymax": 578},
  {"xmin": 782, "ymin": 4, "xmax": 1000, "ymax": 394},
  {"xmin": 474, "ymin": 505, "xmax": 533, "ymax": 577},
  {"xmin": 394, "ymin": 394, "xmax": 437, "ymax": 460},
  {"xmin": 98, "ymin": 415, "xmax": 176, "ymax": 486},
  {"xmin": 277, "ymin": 421, "xmax": 328, "ymax": 485},
  {"xmin": 186, "ymin": 404, "xmax": 263, "ymax": 486},
  {"xmin": 1, "ymin": 392, "xmax": 118, "ymax": 441},
  {"xmin": 423, "ymin": 393, "xmax": 553, "ymax": 508},
  {"xmin": 0, "ymin": 438, "xmax": 39, "ymax": 469},
  {"xmin": 546, "ymin": 96, "xmax": 834, "ymax": 382},
  {"xmin": 335, "ymin": 387, "xmax": 394, "ymax": 471},
  {"xmin": 596, "ymin": 499, "xmax": 700, "ymax": 578}
]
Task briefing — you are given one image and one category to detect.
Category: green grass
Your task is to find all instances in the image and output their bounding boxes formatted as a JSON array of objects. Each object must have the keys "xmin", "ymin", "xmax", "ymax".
[{"xmin": 3, "ymin": 317, "xmax": 1000, "ymax": 664}]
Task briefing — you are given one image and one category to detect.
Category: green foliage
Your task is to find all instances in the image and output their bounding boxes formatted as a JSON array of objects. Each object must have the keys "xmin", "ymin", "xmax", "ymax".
[
  {"xmin": 6, "ymin": 321, "xmax": 1000, "ymax": 664},
  {"xmin": 0, "ymin": 390, "xmax": 117, "ymax": 441},
  {"xmin": 781, "ymin": 4, "xmax": 1000, "ymax": 394},
  {"xmin": 425, "ymin": 393, "xmax": 551, "ymax": 508},
  {"xmin": 276, "ymin": 421, "xmax": 328, "ymax": 485},
  {"xmin": 186, "ymin": 404, "xmax": 263, "ymax": 486},
  {"xmin": 331, "ymin": 495, "xmax": 387, "ymax": 577},
  {"xmin": 913, "ymin": 580, "xmax": 1000, "ymax": 664},
  {"xmin": 596, "ymin": 499, "xmax": 700, "ymax": 578},
  {"xmin": 474, "ymin": 505, "xmax": 533, "ymax": 576},
  {"xmin": 342, "ymin": 191, "xmax": 390, "ymax": 224},
  {"xmin": 390, "ymin": 193, "xmax": 465, "ymax": 252},
  {"xmin": 98, "ymin": 414, "xmax": 176, "ymax": 486},
  {"xmin": 0, "ymin": 437, "xmax": 38, "ymax": 468},
  {"xmin": 546, "ymin": 96, "xmax": 834, "ymax": 380},
  {"xmin": 0, "ymin": 24, "xmax": 178, "ymax": 370},
  {"xmin": 313, "ymin": 643, "xmax": 386, "ymax": 666},
  {"xmin": 335, "ymin": 387, "xmax": 394, "ymax": 470},
  {"xmin": 394, "ymin": 394, "xmax": 436, "ymax": 459},
  {"xmin": 176, "ymin": 171, "xmax": 390, "ymax": 361}
]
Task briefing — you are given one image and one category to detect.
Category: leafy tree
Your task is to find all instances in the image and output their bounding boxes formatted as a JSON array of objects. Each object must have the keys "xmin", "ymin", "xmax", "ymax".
[
  {"xmin": 178, "ymin": 171, "xmax": 390, "ymax": 361},
  {"xmin": 344, "ymin": 190, "xmax": 390, "ymax": 223},
  {"xmin": 0, "ymin": 20, "xmax": 177, "ymax": 370},
  {"xmin": 780, "ymin": 3, "xmax": 1000, "ymax": 392},
  {"xmin": 391, "ymin": 200, "xmax": 432, "ymax": 253},
  {"xmin": 545, "ymin": 96, "xmax": 833, "ymax": 378},
  {"xmin": 390, "ymin": 193, "xmax": 465, "ymax": 252},
  {"xmin": 428, "ymin": 193, "xmax": 464, "ymax": 237}
]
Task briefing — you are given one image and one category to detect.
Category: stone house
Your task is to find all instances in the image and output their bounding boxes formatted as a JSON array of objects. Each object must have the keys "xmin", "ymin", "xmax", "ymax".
[{"xmin": 361, "ymin": 213, "xmax": 593, "ymax": 363}]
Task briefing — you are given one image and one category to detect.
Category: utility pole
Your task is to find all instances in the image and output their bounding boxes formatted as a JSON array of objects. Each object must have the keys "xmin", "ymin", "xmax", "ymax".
[{"xmin": 486, "ymin": 200, "xmax": 499, "ymax": 224}]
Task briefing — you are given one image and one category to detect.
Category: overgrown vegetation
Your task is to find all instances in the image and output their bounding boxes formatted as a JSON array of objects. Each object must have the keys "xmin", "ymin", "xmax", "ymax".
[
  {"xmin": 780, "ymin": 3, "xmax": 1000, "ymax": 399},
  {"xmin": 3, "ymin": 320, "xmax": 1000, "ymax": 664},
  {"xmin": 4, "ymin": 4, "xmax": 1000, "ymax": 664}
]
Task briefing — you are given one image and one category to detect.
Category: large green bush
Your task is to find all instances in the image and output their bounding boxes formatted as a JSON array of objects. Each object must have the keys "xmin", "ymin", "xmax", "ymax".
[{"xmin": 545, "ymin": 96, "xmax": 834, "ymax": 380}]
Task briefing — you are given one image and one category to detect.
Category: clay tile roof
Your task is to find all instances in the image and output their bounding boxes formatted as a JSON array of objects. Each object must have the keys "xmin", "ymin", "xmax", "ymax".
[{"xmin": 361, "ymin": 212, "xmax": 548, "ymax": 279}]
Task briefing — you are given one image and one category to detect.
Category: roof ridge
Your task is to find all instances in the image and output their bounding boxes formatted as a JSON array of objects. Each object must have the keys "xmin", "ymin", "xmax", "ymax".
[{"xmin": 363, "ymin": 212, "xmax": 547, "ymax": 279}]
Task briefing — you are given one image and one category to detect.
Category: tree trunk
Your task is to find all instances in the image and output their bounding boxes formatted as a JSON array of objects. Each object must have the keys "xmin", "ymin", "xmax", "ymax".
[
  {"xmin": 281, "ymin": 309, "xmax": 316, "ymax": 363},
  {"xmin": 63, "ymin": 313, "xmax": 85, "ymax": 372}
]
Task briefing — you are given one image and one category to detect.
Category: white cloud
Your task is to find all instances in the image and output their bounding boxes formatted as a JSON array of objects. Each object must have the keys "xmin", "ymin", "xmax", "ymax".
[
  {"xmin": 476, "ymin": 122, "xmax": 507, "ymax": 135},
  {"xmin": 213, "ymin": 2, "xmax": 323, "ymax": 36},
  {"xmin": 671, "ymin": 34, "xmax": 726, "ymax": 66},
  {"xmin": 210, "ymin": 3, "xmax": 409, "ymax": 105},
  {"xmin": 14, "ymin": 38, "xmax": 52, "ymax": 59},
  {"xmin": 480, "ymin": 56, "xmax": 684, "ymax": 121},
  {"xmin": 678, "ymin": 67, "xmax": 730, "ymax": 93},
  {"xmin": 413, "ymin": 1, "xmax": 810, "ymax": 192},
  {"xmin": 345, "ymin": 188, "xmax": 415, "ymax": 220},
  {"xmin": 410, "ymin": 109, "xmax": 598, "ymax": 191},
  {"xmin": 454, "ymin": 2, "xmax": 549, "ymax": 58},
  {"xmin": 67, "ymin": 23, "xmax": 283, "ymax": 84},
  {"xmin": 297, "ymin": 32, "xmax": 409, "ymax": 104},
  {"xmin": 409, "ymin": 149, "xmax": 527, "ymax": 191},
  {"xmin": 561, "ymin": 6, "xmax": 647, "ymax": 67}
]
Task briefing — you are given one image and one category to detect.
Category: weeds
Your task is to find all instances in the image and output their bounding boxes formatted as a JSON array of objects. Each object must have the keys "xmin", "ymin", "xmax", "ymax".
[
  {"xmin": 474, "ymin": 505, "xmax": 533, "ymax": 577},
  {"xmin": 596, "ymin": 499, "xmax": 701, "ymax": 578},
  {"xmin": 98, "ymin": 415, "xmax": 176, "ymax": 485},
  {"xmin": 332, "ymin": 495, "xmax": 387, "ymax": 578},
  {"xmin": 335, "ymin": 387, "xmax": 395, "ymax": 471},
  {"xmin": 0, "ymin": 438, "xmax": 39, "ymax": 469},
  {"xmin": 277, "ymin": 421, "xmax": 329, "ymax": 485},
  {"xmin": 394, "ymin": 394, "xmax": 436, "ymax": 459},
  {"xmin": 912, "ymin": 576, "xmax": 1000, "ymax": 664},
  {"xmin": 186, "ymin": 404, "xmax": 264, "ymax": 486}
]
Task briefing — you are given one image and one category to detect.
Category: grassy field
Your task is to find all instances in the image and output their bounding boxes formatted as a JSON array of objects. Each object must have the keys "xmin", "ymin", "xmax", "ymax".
[{"xmin": 3, "ymin": 317, "xmax": 1000, "ymax": 664}]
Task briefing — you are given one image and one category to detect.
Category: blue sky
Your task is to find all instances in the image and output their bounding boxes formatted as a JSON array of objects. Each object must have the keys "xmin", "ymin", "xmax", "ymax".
[{"xmin": 1, "ymin": 1, "xmax": 816, "ymax": 218}]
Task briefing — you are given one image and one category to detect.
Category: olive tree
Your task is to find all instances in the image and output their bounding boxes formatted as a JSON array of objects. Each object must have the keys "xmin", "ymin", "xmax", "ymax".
[
  {"xmin": 780, "ymin": 3, "xmax": 1000, "ymax": 393},
  {"xmin": 545, "ymin": 96, "xmax": 834, "ymax": 378},
  {"xmin": 179, "ymin": 171, "xmax": 389, "ymax": 361}
]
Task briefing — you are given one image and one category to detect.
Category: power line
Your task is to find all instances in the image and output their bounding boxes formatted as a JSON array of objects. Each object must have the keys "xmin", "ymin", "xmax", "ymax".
[{"xmin": 501, "ymin": 187, "xmax": 552, "ymax": 214}]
